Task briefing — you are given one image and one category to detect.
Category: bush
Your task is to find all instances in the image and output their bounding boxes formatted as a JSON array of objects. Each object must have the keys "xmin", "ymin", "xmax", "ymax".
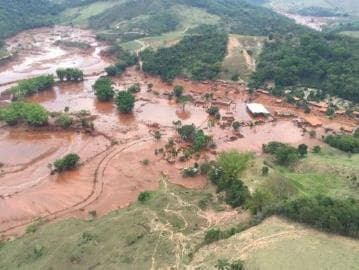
[
  {"xmin": 262, "ymin": 166, "xmax": 269, "ymax": 176},
  {"xmin": 57, "ymin": 114, "xmax": 73, "ymax": 129},
  {"xmin": 10, "ymin": 75, "xmax": 55, "ymax": 99},
  {"xmin": 0, "ymin": 102, "xmax": 48, "ymax": 126},
  {"xmin": 54, "ymin": 153, "xmax": 80, "ymax": 172},
  {"xmin": 325, "ymin": 134, "xmax": 359, "ymax": 153},
  {"xmin": 297, "ymin": 144, "xmax": 308, "ymax": 157},
  {"xmin": 94, "ymin": 77, "xmax": 114, "ymax": 102},
  {"xmin": 138, "ymin": 191, "xmax": 152, "ymax": 203},
  {"xmin": 232, "ymin": 121, "xmax": 241, "ymax": 131},
  {"xmin": 207, "ymin": 106, "xmax": 219, "ymax": 116},
  {"xmin": 263, "ymin": 142, "xmax": 299, "ymax": 166},
  {"xmin": 173, "ymin": 85, "xmax": 184, "ymax": 99},
  {"xmin": 312, "ymin": 145, "xmax": 321, "ymax": 153},
  {"xmin": 116, "ymin": 91, "xmax": 135, "ymax": 113},
  {"xmin": 177, "ymin": 124, "xmax": 196, "ymax": 141},
  {"xmin": 56, "ymin": 68, "xmax": 84, "ymax": 81},
  {"xmin": 354, "ymin": 128, "xmax": 359, "ymax": 138},
  {"xmin": 128, "ymin": 83, "xmax": 141, "ymax": 93}
]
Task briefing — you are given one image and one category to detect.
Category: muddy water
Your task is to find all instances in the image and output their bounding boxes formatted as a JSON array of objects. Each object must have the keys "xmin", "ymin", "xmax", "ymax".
[
  {"xmin": 214, "ymin": 121, "xmax": 322, "ymax": 154},
  {"xmin": 0, "ymin": 26, "xmax": 110, "ymax": 88}
]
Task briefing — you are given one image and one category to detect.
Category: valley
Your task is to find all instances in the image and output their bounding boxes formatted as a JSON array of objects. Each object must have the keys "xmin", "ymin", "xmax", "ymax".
[{"xmin": 0, "ymin": 1, "xmax": 358, "ymax": 269}]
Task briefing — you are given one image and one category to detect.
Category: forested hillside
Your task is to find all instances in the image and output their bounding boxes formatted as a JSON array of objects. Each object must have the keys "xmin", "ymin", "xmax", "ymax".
[
  {"xmin": 250, "ymin": 32, "xmax": 359, "ymax": 102},
  {"xmin": 0, "ymin": 0, "xmax": 57, "ymax": 40},
  {"xmin": 86, "ymin": 0, "xmax": 301, "ymax": 39},
  {"xmin": 141, "ymin": 26, "xmax": 228, "ymax": 82}
]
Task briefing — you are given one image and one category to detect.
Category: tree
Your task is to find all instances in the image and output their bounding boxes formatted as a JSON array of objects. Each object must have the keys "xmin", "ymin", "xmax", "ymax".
[
  {"xmin": 57, "ymin": 114, "xmax": 73, "ymax": 129},
  {"xmin": 116, "ymin": 91, "xmax": 135, "ymax": 113},
  {"xmin": 207, "ymin": 106, "xmax": 219, "ymax": 116},
  {"xmin": 94, "ymin": 77, "xmax": 114, "ymax": 102},
  {"xmin": 298, "ymin": 144, "xmax": 308, "ymax": 157},
  {"xmin": 128, "ymin": 83, "xmax": 140, "ymax": 93},
  {"xmin": 54, "ymin": 153, "xmax": 80, "ymax": 172},
  {"xmin": 177, "ymin": 124, "xmax": 196, "ymax": 141},
  {"xmin": 56, "ymin": 69, "xmax": 66, "ymax": 81},
  {"xmin": 354, "ymin": 128, "xmax": 359, "ymax": 138},
  {"xmin": 105, "ymin": 65, "xmax": 118, "ymax": 76},
  {"xmin": 312, "ymin": 145, "xmax": 321, "ymax": 153},
  {"xmin": 173, "ymin": 85, "xmax": 184, "ymax": 99},
  {"xmin": 232, "ymin": 121, "xmax": 241, "ymax": 131},
  {"xmin": 179, "ymin": 95, "xmax": 190, "ymax": 112}
]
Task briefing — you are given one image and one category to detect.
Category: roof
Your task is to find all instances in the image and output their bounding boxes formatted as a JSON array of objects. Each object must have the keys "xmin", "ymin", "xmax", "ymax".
[{"xmin": 246, "ymin": 103, "xmax": 270, "ymax": 115}]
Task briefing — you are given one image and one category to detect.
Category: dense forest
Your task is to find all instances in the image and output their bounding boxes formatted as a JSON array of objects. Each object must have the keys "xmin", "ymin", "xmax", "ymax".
[
  {"xmin": 141, "ymin": 26, "xmax": 228, "ymax": 82},
  {"xmin": 250, "ymin": 33, "xmax": 359, "ymax": 102},
  {"xmin": 0, "ymin": 0, "xmax": 58, "ymax": 40}
]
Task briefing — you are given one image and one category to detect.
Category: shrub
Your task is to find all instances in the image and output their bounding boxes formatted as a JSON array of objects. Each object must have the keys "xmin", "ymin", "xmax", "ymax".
[
  {"xmin": 138, "ymin": 191, "xmax": 151, "ymax": 203},
  {"xmin": 207, "ymin": 106, "xmax": 219, "ymax": 116},
  {"xmin": 263, "ymin": 142, "xmax": 299, "ymax": 166},
  {"xmin": 177, "ymin": 124, "xmax": 196, "ymax": 141},
  {"xmin": 262, "ymin": 166, "xmax": 269, "ymax": 176},
  {"xmin": 232, "ymin": 121, "xmax": 241, "ymax": 131},
  {"xmin": 94, "ymin": 77, "xmax": 114, "ymax": 102},
  {"xmin": 312, "ymin": 145, "xmax": 321, "ymax": 153},
  {"xmin": 10, "ymin": 75, "xmax": 55, "ymax": 99},
  {"xmin": 116, "ymin": 91, "xmax": 135, "ymax": 113},
  {"xmin": 297, "ymin": 144, "xmax": 308, "ymax": 157},
  {"xmin": 128, "ymin": 83, "xmax": 140, "ymax": 93},
  {"xmin": 354, "ymin": 128, "xmax": 359, "ymax": 138},
  {"xmin": 105, "ymin": 65, "xmax": 118, "ymax": 76},
  {"xmin": 325, "ymin": 134, "xmax": 359, "ymax": 153},
  {"xmin": 0, "ymin": 102, "xmax": 49, "ymax": 126},
  {"xmin": 56, "ymin": 68, "xmax": 84, "ymax": 81},
  {"xmin": 54, "ymin": 153, "xmax": 80, "ymax": 172},
  {"xmin": 173, "ymin": 85, "xmax": 184, "ymax": 99},
  {"xmin": 57, "ymin": 114, "xmax": 73, "ymax": 129},
  {"xmin": 154, "ymin": 130, "xmax": 162, "ymax": 140}
]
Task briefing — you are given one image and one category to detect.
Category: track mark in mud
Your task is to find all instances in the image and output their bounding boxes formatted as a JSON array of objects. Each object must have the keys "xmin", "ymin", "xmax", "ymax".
[{"xmin": 0, "ymin": 136, "xmax": 154, "ymax": 236}]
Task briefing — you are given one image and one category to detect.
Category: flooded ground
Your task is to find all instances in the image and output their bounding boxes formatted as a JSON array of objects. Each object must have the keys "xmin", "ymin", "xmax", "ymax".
[
  {"xmin": 0, "ymin": 26, "xmax": 358, "ymax": 237},
  {"xmin": 0, "ymin": 26, "xmax": 110, "ymax": 88}
]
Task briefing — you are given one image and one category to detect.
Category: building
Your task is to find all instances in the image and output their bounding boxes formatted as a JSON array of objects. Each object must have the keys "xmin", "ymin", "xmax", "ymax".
[{"xmin": 246, "ymin": 103, "xmax": 270, "ymax": 117}]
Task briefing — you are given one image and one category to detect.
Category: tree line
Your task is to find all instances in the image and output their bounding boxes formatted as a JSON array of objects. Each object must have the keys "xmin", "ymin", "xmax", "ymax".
[{"xmin": 10, "ymin": 75, "xmax": 55, "ymax": 100}]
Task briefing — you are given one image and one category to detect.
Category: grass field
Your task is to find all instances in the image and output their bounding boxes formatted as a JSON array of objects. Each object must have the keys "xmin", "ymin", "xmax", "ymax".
[
  {"xmin": 191, "ymin": 216, "xmax": 359, "ymax": 270},
  {"xmin": 59, "ymin": 1, "xmax": 121, "ymax": 27},
  {"xmin": 242, "ymin": 147, "xmax": 359, "ymax": 199}
]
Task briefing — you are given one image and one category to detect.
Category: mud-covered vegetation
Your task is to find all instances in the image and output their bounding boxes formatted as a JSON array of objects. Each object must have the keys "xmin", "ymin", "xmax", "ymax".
[
  {"xmin": 141, "ymin": 26, "xmax": 228, "ymax": 82},
  {"xmin": 10, "ymin": 75, "xmax": 55, "ymax": 99},
  {"xmin": 56, "ymin": 68, "xmax": 84, "ymax": 81}
]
